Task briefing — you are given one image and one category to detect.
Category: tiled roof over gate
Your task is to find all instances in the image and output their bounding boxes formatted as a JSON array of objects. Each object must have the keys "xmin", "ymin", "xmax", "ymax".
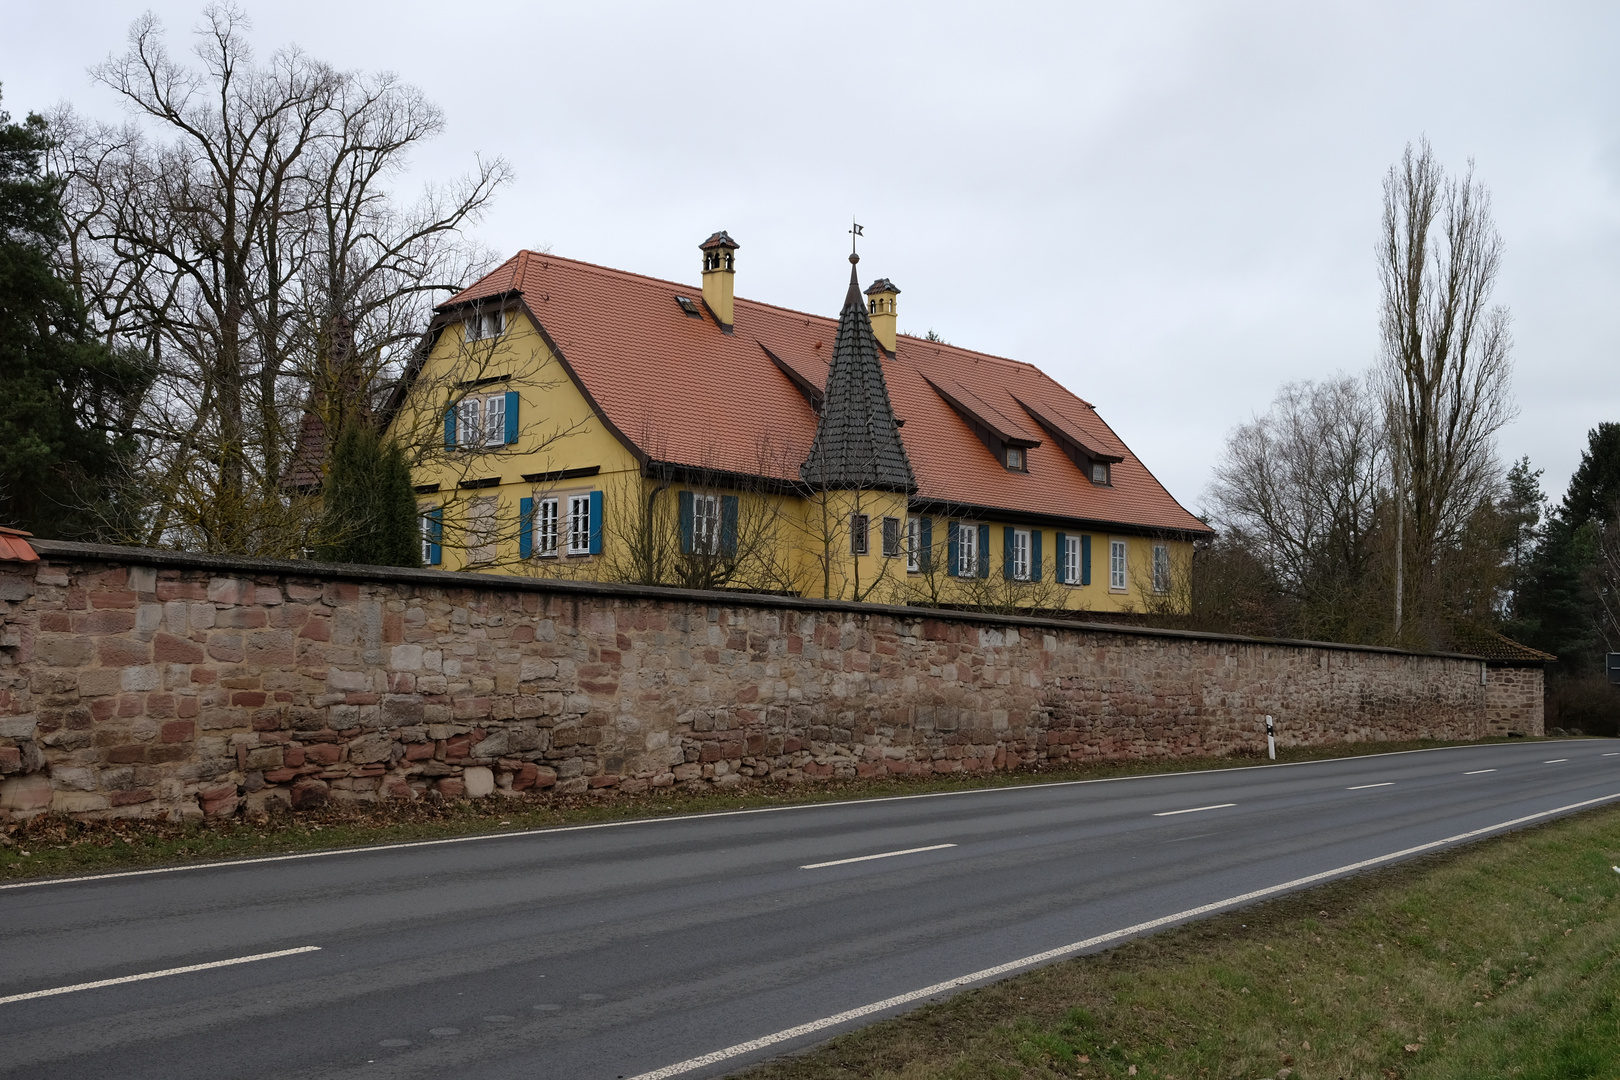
[{"xmin": 438, "ymin": 251, "xmax": 1211, "ymax": 535}]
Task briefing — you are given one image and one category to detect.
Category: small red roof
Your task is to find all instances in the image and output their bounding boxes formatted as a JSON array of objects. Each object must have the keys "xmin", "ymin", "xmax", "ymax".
[
  {"xmin": 439, "ymin": 252, "xmax": 1210, "ymax": 535},
  {"xmin": 0, "ymin": 526, "xmax": 39, "ymax": 562}
]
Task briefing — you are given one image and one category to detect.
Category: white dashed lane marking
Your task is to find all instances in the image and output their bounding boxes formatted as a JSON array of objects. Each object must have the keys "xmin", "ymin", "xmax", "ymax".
[
  {"xmin": 1153, "ymin": 804, "xmax": 1236, "ymax": 817},
  {"xmin": 1465, "ymin": 769, "xmax": 1497, "ymax": 775},
  {"xmin": 801, "ymin": 844, "xmax": 957, "ymax": 870},
  {"xmin": 1348, "ymin": 783, "xmax": 1394, "ymax": 790},
  {"xmin": 1545, "ymin": 759, "xmax": 1570, "ymax": 764},
  {"xmin": 0, "ymin": 946, "xmax": 321, "ymax": 1005}
]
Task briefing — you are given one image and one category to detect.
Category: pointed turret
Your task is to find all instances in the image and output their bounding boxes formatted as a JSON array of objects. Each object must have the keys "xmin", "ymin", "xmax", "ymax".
[{"xmin": 799, "ymin": 258, "xmax": 917, "ymax": 493}]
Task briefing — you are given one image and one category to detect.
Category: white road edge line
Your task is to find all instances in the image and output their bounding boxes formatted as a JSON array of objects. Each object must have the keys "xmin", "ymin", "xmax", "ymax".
[
  {"xmin": 1465, "ymin": 769, "xmax": 1497, "ymax": 775},
  {"xmin": 1347, "ymin": 783, "xmax": 1394, "ymax": 790},
  {"xmin": 623, "ymin": 791, "xmax": 1620, "ymax": 1080},
  {"xmin": 801, "ymin": 844, "xmax": 957, "ymax": 870},
  {"xmin": 0, "ymin": 946, "xmax": 320, "ymax": 1006},
  {"xmin": 1152, "ymin": 803, "xmax": 1235, "ymax": 817},
  {"xmin": 6, "ymin": 740, "xmax": 1609, "ymax": 892}
]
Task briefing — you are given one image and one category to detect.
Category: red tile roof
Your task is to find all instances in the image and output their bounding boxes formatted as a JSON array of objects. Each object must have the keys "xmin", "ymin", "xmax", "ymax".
[
  {"xmin": 438, "ymin": 251, "xmax": 1211, "ymax": 536},
  {"xmin": 0, "ymin": 526, "xmax": 39, "ymax": 562}
]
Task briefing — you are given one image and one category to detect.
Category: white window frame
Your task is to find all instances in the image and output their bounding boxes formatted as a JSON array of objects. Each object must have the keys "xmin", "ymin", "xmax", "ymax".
[
  {"xmin": 482, "ymin": 393, "xmax": 505, "ymax": 446},
  {"xmin": 1109, "ymin": 539, "xmax": 1128, "ymax": 591},
  {"xmin": 457, "ymin": 397, "xmax": 481, "ymax": 448},
  {"xmin": 1153, "ymin": 543, "xmax": 1172, "ymax": 594},
  {"xmin": 1092, "ymin": 461, "xmax": 1110, "ymax": 485},
  {"xmin": 464, "ymin": 309, "xmax": 504, "ymax": 342},
  {"xmin": 1011, "ymin": 528, "xmax": 1031, "ymax": 581},
  {"xmin": 1064, "ymin": 535, "xmax": 1081, "ymax": 585},
  {"xmin": 692, "ymin": 493, "xmax": 721, "ymax": 555},
  {"xmin": 1006, "ymin": 446, "xmax": 1024, "ymax": 471},
  {"xmin": 535, "ymin": 496, "xmax": 559, "ymax": 557},
  {"xmin": 881, "ymin": 516, "xmax": 902, "ymax": 558},
  {"xmin": 958, "ymin": 521, "xmax": 979, "ymax": 577},
  {"xmin": 567, "ymin": 494, "xmax": 593, "ymax": 556},
  {"xmin": 850, "ymin": 513, "xmax": 869, "ymax": 556},
  {"xmin": 420, "ymin": 507, "xmax": 439, "ymax": 565},
  {"xmin": 906, "ymin": 517, "xmax": 921, "ymax": 573}
]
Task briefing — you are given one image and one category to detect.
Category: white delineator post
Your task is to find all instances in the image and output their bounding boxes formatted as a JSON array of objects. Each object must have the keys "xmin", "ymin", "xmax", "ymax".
[{"xmin": 1266, "ymin": 715, "xmax": 1276, "ymax": 760}]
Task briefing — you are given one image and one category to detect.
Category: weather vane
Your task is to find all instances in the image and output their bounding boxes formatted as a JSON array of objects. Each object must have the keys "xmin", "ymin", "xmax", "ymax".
[{"xmin": 849, "ymin": 218, "xmax": 863, "ymax": 263}]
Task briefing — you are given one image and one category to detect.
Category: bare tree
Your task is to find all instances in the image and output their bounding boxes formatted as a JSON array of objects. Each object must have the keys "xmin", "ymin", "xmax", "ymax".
[
  {"xmin": 48, "ymin": 5, "xmax": 510, "ymax": 555},
  {"xmin": 1378, "ymin": 139, "xmax": 1516, "ymax": 630}
]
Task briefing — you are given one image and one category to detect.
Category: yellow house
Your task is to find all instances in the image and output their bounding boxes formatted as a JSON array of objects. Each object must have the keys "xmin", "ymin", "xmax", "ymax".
[{"xmin": 383, "ymin": 234, "xmax": 1212, "ymax": 612}]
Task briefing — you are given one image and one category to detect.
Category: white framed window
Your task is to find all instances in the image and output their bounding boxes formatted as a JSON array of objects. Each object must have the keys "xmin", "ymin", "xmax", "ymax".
[
  {"xmin": 567, "ymin": 494, "xmax": 593, "ymax": 555},
  {"xmin": 457, "ymin": 397, "xmax": 481, "ymax": 447},
  {"xmin": 1006, "ymin": 446, "xmax": 1024, "ymax": 471},
  {"xmin": 1063, "ymin": 535, "xmax": 1081, "ymax": 585},
  {"xmin": 420, "ymin": 507, "xmax": 441, "ymax": 565},
  {"xmin": 906, "ymin": 517, "xmax": 921, "ymax": 572},
  {"xmin": 1109, "ymin": 539, "xmax": 1128, "ymax": 591},
  {"xmin": 467, "ymin": 497, "xmax": 498, "ymax": 564},
  {"xmin": 692, "ymin": 493, "xmax": 721, "ymax": 555},
  {"xmin": 1011, "ymin": 529, "xmax": 1031, "ymax": 580},
  {"xmin": 958, "ymin": 521, "xmax": 979, "ymax": 577},
  {"xmin": 482, "ymin": 393, "xmax": 505, "ymax": 446},
  {"xmin": 464, "ymin": 309, "xmax": 504, "ymax": 341},
  {"xmin": 850, "ymin": 513, "xmax": 870, "ymax": 556},
  {"xmin": 535, "ymin": 496, "xmax": 559, "ymax": 557},
  {"xmin": 1153, "ymin": 543, "xmax": 1172, "ymax": 594},
  {"xmin": 1091, "ymin": 461, "xmax": 1110, "ymax": 485},
  {"xmin": 882, "ymin": 517, "xmax": 902, "ymax": 557}
]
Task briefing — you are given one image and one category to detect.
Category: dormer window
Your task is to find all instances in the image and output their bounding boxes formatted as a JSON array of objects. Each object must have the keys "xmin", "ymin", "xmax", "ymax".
[
  {"xmin": 1091, "ymin": 461, "xmax": 1111, "ymax": 485},
  {"xmin": 1005, "ymin": 446, "xmax": 1026, "ymax": 472},
  {"xmin": 464, "ymin": 309, "xmax": 504, "ymax": 341}
]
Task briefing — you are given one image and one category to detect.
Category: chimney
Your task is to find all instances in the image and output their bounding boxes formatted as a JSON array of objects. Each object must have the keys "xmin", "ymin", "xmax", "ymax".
[
  {"xmin": 699, "ymin": 230, "xmax": 739, "ymax": 330},
  {"xmin": 864, "ymin": 278, "xmax": 900, "ymax": 353}
]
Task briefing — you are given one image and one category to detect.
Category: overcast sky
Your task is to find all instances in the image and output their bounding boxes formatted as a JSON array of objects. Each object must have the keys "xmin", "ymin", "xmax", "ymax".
[{"xmin": 5, "ymin": 1, "xmax": 1617, "ymax": 513}]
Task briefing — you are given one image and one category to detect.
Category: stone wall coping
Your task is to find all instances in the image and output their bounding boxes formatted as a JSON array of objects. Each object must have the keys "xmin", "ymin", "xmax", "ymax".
[{"xmin": 24, "ymin": 537, "xmax": 1488, "ymax": 665}]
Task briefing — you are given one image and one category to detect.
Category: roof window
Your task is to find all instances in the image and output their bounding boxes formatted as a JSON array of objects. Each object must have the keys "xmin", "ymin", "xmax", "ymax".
[
  {"xmin": 674, "ymin": 295, "xmax": 703, "ymax": 318},
  {"xmin": 1005, "ymin": 446, "xmax": 1026, "ymax": 472}
]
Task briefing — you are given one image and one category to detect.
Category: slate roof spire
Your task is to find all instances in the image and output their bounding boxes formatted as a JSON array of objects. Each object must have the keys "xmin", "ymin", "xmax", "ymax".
[{"xmin": 799, "ymin": 255, "xmax": 918, "ymax": 493}]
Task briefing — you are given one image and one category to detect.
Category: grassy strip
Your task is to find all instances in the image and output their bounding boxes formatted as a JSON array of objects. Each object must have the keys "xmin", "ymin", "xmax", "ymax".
[
  {"xmin": 732, "ymin": 803, "xmax": 1620, "ymax": 1080},
  {"xmin": 0, "ymin": 735, "xmax": 1557, "ymax": 884}
]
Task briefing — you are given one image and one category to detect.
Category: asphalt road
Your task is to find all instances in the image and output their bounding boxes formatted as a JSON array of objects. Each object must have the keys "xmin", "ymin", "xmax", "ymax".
[{"xmin": 3, "ymin": 739, "xmax": 1618, "ymax": 1080}]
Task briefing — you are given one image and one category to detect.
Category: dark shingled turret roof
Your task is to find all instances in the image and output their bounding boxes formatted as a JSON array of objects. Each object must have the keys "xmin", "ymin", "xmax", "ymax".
[{"xmin": 799, "ymin": 261, "xmax": 917, "ymax": 493}]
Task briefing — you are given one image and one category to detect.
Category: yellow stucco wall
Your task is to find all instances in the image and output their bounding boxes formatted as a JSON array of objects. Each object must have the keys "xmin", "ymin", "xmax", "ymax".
[{"xmin": 389, "ymin": 307, "xmax": 1194, "ymax": 614}]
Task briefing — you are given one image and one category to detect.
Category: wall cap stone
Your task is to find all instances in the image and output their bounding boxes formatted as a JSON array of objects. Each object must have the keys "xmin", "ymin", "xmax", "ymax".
[{"xmin": 25, "ymin": 537, "xmax": 1490, "ymax": 664}]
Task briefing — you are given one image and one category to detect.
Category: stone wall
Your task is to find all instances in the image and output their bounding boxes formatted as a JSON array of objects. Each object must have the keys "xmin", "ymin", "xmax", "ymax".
[
  {"xmin": 1483, "ymin": 664, "xmax": 1546, "ymax": 737},
  {"xmin": 0, "ymin": 541, "xmax": 1531, "ymax": 822}
]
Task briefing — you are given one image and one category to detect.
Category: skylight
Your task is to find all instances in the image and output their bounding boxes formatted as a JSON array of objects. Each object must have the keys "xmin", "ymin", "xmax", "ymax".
[{"xmin": 674, "ymin": 296, "xmax": 702, "ymax": 318}]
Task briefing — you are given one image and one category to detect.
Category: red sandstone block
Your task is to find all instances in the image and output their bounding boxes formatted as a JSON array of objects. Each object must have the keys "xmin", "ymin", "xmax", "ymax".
[
  {"xmin": 39, "ymin": 612, "xmax": 70, "ymax": 632},
  {"xmin": 0, "ymin": 746, "xmax": 20, "ymax": 769},
  {"xmin": 90, "ymin": 590, "xmax": 138, "ymax": 609},
  {"xmin": 110, "ymin": 788, "xmax": 155, "ymax": 806},
  {"xmin": 149, "ymin": 745, "xmax": 189, "ymax": 763},
  {"xmin": 298, "ymin": 616, "xmax": 331, "ymax": 641},
  {"xmin": 160, "ymin": 720, "xmax": 195, "ymax": 743},
  {"xmin": 90, "ymin": 697, "xmax": 118, "ymax": 721},
  {"xmin": 74, "ymin": 609, "xmax": 136, "ymax": 635},
  {"xmin": 699, "ymin": 742, "xmax": 722, "ymax": 763},
  {"xmin": 444, "ymin": 735, "xmax": 472, "ymax": 759},
  {"xmin": 153, "ymin": 633, "xmax": 205, "ymax": 664},
  {"xmin": 207, "ymin": 638, "xmax": 244, "ymax": 663},
  {"xmin": 232, "ymin": 691, "xmax": 267, "ymax": 707},
  {"xmin": 117, "ymin": 694, "xmax": 143, "ymax": 718},
  {"xmin": 284, "ymin": 746, "xmax": 305, "ymax": 767},
  {"xmin": 190, "ymin": 667, "xmax": 217, "ymax": 684},
  {"xmin": 783, "ymin": 737, "xmax": 802, "ymax": 754},
  {"xmin": 404, "ymin": 742, "xmax": 434, "ymax": 761},
  {"xmin": 588, "ymin": 774, "xmax": 620, "ymax": 787},
  {"xmin": 437, "ymin": 778, "xmax": 465, "ymax": 798},
  {"xmin": 345, "ymin": 693, "xmax": 379, "ymax": 705},
  {"xmin": 303, "ymin": 743, "xmax": 341, "ymax": 764},
  {"xmin": 734, "ymin": 685, "xmax": 759, "ymax": 704},
  {"xmin": 512, "ymin": 762, "xmax": 539, "ymax": 790},
  {"xmin": 263, "ymin": 768, "xmax": 298, "ymax": 783},
  {"xmin": 324, "ymin": 582, "xmax": 359, "ymax": 605},
  {"xmin": 146, "ymin": 693, "xmax": 176, "ymax": 718},
  {"xmin": 108, "ymin": 744, "xmax": 146, "ymax": 764},
  {"xmin": 97, "ymin": 635, "xmax": 153, "ymax": 667}
]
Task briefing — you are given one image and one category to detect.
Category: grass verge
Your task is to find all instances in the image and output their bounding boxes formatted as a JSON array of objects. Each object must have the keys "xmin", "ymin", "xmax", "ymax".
[
  {"xmin": 731, "ymin": 802, "xmax": 1620, "ymax": 1080},
  {"xmin": 0, "ymin": 735, "xmax": 1563, "ymax": 885}
]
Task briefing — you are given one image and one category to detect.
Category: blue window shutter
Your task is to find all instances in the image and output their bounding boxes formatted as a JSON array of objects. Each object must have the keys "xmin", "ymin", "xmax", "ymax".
[
  {"xmin": 1031, "ymin": 530, "xmax": 1042, "ymax": 582},
  {"xmin": 946, "ymin": 520, "xmax": 959, "ymax": 577},
  {"xmin": 518, "ymin": 497, "xmax": 534, "ymax": 558},
  {"xmin": 1054, "ymin": 531, "xmax": 1067, "ymax": 584},
  {"xmin": 444, "ymin": 404, "xmax": 457, "ymax": 449},
  {"xmin": 504, "ymin": 390, "xmax": 519, "ymax": 444},
  {"xmin": 427, "ymin": 507, "xmax": 443, "ymax": 565},
  {"xmin": 1081, "ymin": 534, "xmax": 1092, "ymax": 585},
  {"xmin": 919, "ymin": 517, "xmax": 933, "ymax": 571},
  {"xmin": 1003, "ymin": 526, "xmax": 1015, "ymax": 580},
  {"xmin": 977, "ymin": 524, "xmax": 990, "ymax": 578},
  {"xmin": 720, "ymin": 495, "xmax": 739, "ymax": 557},
  {"xmin": 678, "ymin": 491, "xmax": 694, "ymax": 554},
  {"xmin": 588, "ymin": 490, "xmax": 603, "ymax": 554}
]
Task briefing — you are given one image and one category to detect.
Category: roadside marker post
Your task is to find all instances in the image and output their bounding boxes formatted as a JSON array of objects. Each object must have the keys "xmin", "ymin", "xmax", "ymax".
[{"xmin": 1266, "ymin": 715, "xmax": 1276, "ymax": 760}]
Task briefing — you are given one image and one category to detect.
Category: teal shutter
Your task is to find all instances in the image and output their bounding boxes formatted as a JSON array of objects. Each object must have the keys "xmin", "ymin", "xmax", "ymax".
[
  {"xmin": 977, "ymin": 524, "xmax": 990, "ymax": 578},
  {"xmin": 1081, "ymin": 534, "xmax": 1092, "ymax": 585},
  {"xmin": 678, "ymin": 490, "xmax": 694, "ymax": 554},
  {"xmin": 1031, "ymin": 530, "xmax": 1042, "ymax": 582},
  {"xmin": 919, "ymin": 517, "xmax": 933, "ymax": 571},
  {"xmin": 720, "ymin": 495, "xmax": 738, "ymax": 557},
  {"xmin": 426, "ymin": 507, "xmax": 443, "ymax": 565},
  {"xmin": 946, "ymin": 520, "xmax": 959, "ymax": 577},
  {"xmin": 1054, "ymin": 531, "xmax": 1067, "ymax": 583},
  {"xmin": 1003, "ymin": 526, "xmax": 1015, "ymax": 580},
  {"xmin": 588, "ymin": 490, "xmax": 603, "ymax": 554},
  {"xmin": 443, "ymin": 404, "xmax": 457, "ymax": 449},
  {"xmin": 518, "ymin": 497, "xmax": 534, "ymax": 558},
  {"xmin": 504, "ymin": 390, "xmax": 519, "ymax": 444}
]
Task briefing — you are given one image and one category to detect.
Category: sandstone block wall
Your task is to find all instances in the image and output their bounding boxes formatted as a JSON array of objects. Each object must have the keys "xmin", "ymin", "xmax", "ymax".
[
  {"xmin": 0, "ymin": 542, "xmax": 1530, "ymax": 822},
  {"xmin": 1484, "ymin": 665, "xmax": 1546, "ymax": 737}
]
